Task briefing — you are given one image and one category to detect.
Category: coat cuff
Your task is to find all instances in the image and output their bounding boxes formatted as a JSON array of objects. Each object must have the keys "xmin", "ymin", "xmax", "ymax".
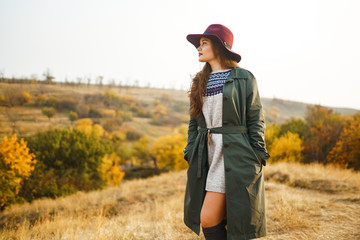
[
  {"xmin": 183, "ymin": 148, "xmax": 189, "ymax": 162},
  {"xmin": 254, "ymin": 149, "xmax": 270, "ymax": 166}
]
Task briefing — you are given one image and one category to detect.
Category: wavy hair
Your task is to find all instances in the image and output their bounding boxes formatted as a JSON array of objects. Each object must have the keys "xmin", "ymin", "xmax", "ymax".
[{"xmin": 189, "ymin": 39, "xmax": 239, "ymax": 117}]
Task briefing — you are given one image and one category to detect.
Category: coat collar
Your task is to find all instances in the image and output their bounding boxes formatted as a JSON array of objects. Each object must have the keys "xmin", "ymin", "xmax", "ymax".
[{"xmin": 228, "ymin": 67, "xmax": 254, "ymax": 80}]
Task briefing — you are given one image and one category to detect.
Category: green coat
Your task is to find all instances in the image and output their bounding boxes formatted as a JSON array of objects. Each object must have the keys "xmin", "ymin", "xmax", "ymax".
[{"xmin": 183, "ymin": 68, "xmax": 270, "ymax": 240}]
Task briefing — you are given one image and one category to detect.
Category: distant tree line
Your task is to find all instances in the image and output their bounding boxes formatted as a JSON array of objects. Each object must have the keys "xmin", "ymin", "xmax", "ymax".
[
  {"xmin": 0, "ymin": 71, "xmax": 150, "ymax": 88},
  {"xmin": 266, "ymin": 105, "xmax": 360, "ymax": 170}
]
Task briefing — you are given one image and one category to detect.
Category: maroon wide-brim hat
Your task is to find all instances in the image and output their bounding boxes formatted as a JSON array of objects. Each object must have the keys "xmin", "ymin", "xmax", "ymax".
[{"xmin": 186, "ymin": 24, "xmax": 241, "ymax": 62}]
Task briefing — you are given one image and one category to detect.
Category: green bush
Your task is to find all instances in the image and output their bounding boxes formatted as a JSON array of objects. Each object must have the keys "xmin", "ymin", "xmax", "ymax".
[
  {"xmin": 88, "ymin": 107, "xmax": 102, "ymax": 118},
  {"xmin": 20, "ymin": 128, "xmax": 111, "ymax": 201},
  {"xmin": 104, "ymin": 90, "xmax": 121, "ymax": 107},
  {"xmin": 103, "ymin": 119, "xmax": 123, "ymax": 132},
  {"xmin": 55, "ymin": 98, "xmax": 79, "ymax": 111},
  {"xmin": 279, "ymin": 117, "xmax": 309, "ymax": 139},
  {"xmin": 69, "ymin": 111, "xmax": 78, "ymax": 122},
  {"xmin": 117, "ymin": 110, "xmax": 132, "ymax": 121},
  {"xmin": 45, "ymin": 96, "xmax": 58, "ymax": 107},
  {"xmin": 75, "ymin": 103, "xmax": 90, "ymax": 118},
  {"xmin": 126, "ymin": 129, "xmax": 143, "ymax": 141},
  {"xmin": 42, "ymin": 107, "xmax": 56, "ymax": 120}
]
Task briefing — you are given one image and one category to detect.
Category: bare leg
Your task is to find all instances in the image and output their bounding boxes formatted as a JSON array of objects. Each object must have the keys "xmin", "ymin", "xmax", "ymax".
[{"xmin": 200, "ymin": 191, "xmax": 226, "ymax": 228}]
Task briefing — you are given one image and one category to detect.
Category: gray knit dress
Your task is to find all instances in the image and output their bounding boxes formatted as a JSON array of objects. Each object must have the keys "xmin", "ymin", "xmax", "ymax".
[{"xmin": 202, "ymin": 69, "xmax": 232, "ymax": 193}]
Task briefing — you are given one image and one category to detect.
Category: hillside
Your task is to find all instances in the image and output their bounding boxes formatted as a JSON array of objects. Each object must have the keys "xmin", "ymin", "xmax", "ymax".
[
  {"xmin": 0, "ymin": 83, "xmax": 358, "ymax": 138},
  {"xmin": 0, "ymin": 162, "xmax": 359, "ymax": 239},
  {"xmin": 261, "ymin": 97, "xmax": 358, "ymax": 123}
]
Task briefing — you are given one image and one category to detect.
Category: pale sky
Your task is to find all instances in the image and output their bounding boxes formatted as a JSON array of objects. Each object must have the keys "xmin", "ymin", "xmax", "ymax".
[{"xmin": 0, "ymin": 0, "xmax": 359, "ymax": 110}]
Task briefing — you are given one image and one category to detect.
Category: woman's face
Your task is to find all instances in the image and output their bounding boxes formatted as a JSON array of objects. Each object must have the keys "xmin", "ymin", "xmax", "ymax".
[{"xmin": 197, "ymin": 37, "xmax": 216, "ymax": 63}]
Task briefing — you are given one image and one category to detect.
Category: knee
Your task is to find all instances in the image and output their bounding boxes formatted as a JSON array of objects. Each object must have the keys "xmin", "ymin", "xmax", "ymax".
[{"xmin": 200, "ymin": 210, "xmax": 215, "ymax": 228}]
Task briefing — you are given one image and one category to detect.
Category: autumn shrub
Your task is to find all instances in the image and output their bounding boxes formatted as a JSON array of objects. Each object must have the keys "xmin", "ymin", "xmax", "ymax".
[
  {"xmin": 99, "ymin": 109, "xmax": 116, "ymax": 118},
  {"xmin": 20, "ymin": 91, "xmax": 32, "ymax": 105},
  {"xmin": 75, "ymin": 118, "xmax": 106, "ymax": 138},
  {"xmin": 84, "ymin": 93, "xmax": 104, "ymax": 104},
  {"xmin": 103, "ymin": 119, "xmax": 123, "ymax": 132},
  {"xmin": 132, "ymin": 105, "xmax": 152, "ymax": 118},
  {"xmin": 0, "ymin": 134, "xmax": 36, "ymax": 209},
  {"xmin": 153, "ymin": 103, "xmax": 167, "ymax": 119},
  {"xmin": 104, "ymin": 89, "xmax": 121, "ymax": 107},
  {"xmin": 120, "ymin": 94, "xmax": 136, "ymax": 106},
  {"xmin": 55, "ymin": 98, "xmax": 79, "ymax": 111},
  {"xmin": 35, "ymin": 94, "xmax": 47, "ymax": 106},
  {"xmin": 151, "ymin": 103, "xmax": 181, "ymax": 126},
  {"xmin": 88, "ymin": 107, "xmax": 102, "ymax": 118},
  {"xmin": 42, "ymin": 107, "xmax": 56, "ymax": 120},
  {"xmin": 44, "ymin": 96, "xmax": 58, "ymax": 107},
  {"xmin": 21, "ymin": 128, "xmax": 111, "ymax": 201},
  {"xmin": 116, "ymin": 110, "xmax": 132, "ymax": 121},
  {"xmin": 124, "ymin": 167, "xmax": 165, "ymax": 180},
  {"xmin": 265, "ymin": 123, "xmax": 281, "ymax": 151},
  {"xmin": 69, "ymin": 111, "xmax": 78, "ymax": 122},
  {"xmin": 177, "ymin": 124, "xmax": 188, "ymax": 136},
  {"xmin": 99, "ymin": 153, "xmax": 125, "ymax": 186},
  {"xmin": 126, "ymin": 129, "xmax": 143, "ymax": 141},
  {"xmin": 0, "ymin": 94, "xmax": 6, "ymax": 106},
  {"xmin": 269, "ymin": 131, "xmax": 304, "ymax": 163},
  {"xmin": 75, "ymin": 103, "xmax": 90, "ymax": 118},
  {"xmin": 327, "ymin": 112, "xmax": 360, "ymax": 170},
  {"xmin": 132, "ymin": 136, "xmax": 153, "ymax": 167},
  {"xmin": 150, "ymin": 134, "xmax": 187, "ymax": 170},
  {"xmin": 0, "ymin": 86, "xmax": 23, "ymax": 107},
  {"xmin": 279, "ymin": 117, "xmax": 309, "ymax": 139},
  {"xmin": 304, "ymin": 105, "xmax": 343, "ymax": 164},
  {"xmin": 111, "ymin": 131, "xmax": 126, "ymax": 142},
  {"xmin": 115, "ymin": 144, "xmax": 132, "ymax": 164}
]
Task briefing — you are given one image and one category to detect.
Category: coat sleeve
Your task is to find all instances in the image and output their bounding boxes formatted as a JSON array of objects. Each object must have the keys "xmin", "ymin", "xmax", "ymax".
[
  {"xmin": 183, "ymin": 115, "xmax": 198, "ymax": 161},
  {"xmin": 246, "ymin": 75, "xmax": 270, "ymax": 166}
]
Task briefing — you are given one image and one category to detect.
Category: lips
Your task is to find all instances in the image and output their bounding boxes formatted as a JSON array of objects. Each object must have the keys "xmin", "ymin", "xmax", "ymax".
[{"xmin": 199, "ymin": 53, "xmax": 203, "ymax": 57}]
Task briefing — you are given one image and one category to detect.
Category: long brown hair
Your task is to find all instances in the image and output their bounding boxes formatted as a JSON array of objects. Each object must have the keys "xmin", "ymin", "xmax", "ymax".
[{"xmin": 189, "ymin": 39, "xmax": 239, "ymax": 117}]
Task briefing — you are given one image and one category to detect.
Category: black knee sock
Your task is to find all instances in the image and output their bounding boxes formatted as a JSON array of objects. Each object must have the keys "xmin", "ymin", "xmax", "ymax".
[{"xmin": 202, "ymin": 220, "xmax": 227, "ymax": 240}]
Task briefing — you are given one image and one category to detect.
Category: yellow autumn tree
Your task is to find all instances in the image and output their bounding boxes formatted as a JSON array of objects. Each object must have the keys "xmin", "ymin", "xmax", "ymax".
[
  {"xmin": 75, "ymin": 118, "xmax": 106, "ymax": 138},
  {"xmin": 0, "ymin": 134, "xmax": 36, "ymax": 209},
  {"xmin": 99, "ymin": 153, "xmax": 125, "ymax": 186},
  {"xmin": 151, "ymin": 134, "xmax": 187, "ymax": 170},
  {"xmin": 264, "ymin": 123, "xmax": 280, "ymax": 151},
  {"xmin": 153, "ymin": 104, "xmax": 167, "ymax": 118},
  {"xmin": 20, "ymin": 91, "xmax": 32, "ymax": 105},
  {"xmin": 132, "ymin": 136, "xmax": 152, "ymax": 166},
  {"xmin": 269, "ymin": 131, "xmax": 303, "ymax": 163}
]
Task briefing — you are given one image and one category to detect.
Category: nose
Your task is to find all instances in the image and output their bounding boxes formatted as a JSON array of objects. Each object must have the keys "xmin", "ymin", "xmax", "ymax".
[{"xmin": 197, "ymin": 45, "xmax": 201, "ymax": 51}]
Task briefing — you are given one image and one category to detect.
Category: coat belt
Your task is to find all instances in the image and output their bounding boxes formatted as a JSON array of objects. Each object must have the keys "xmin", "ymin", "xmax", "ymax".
[{"xmin": 193, "ymin": 125, "xmax": 248, "ymax": 178}]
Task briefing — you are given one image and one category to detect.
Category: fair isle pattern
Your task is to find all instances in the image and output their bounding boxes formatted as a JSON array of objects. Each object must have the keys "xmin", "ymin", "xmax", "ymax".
[{"xmin": 205, "ymin": 70, "xmax": 232, "ymax": 97}]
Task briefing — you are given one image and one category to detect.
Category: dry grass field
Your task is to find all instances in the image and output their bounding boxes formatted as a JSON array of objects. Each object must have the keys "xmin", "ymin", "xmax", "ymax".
[{"xmin": 0, "ymin": 162, "xmax": 359, "ymax": 240}]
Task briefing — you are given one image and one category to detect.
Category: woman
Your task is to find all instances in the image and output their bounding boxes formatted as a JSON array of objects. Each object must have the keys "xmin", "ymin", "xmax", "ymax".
[{"xmin": 183, "ymin": 24, "xmax": 270, "ymax": 240}]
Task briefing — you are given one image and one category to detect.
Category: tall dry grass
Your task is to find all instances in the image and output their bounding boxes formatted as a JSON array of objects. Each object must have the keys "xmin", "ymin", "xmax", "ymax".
[{"xmin": 0, "ymin": 162, "xmax": 359, "ymax": 239}]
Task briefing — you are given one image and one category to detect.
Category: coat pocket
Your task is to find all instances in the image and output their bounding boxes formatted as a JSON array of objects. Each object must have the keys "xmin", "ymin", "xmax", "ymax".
[{"xmin": 244, "ymin": 134, "xmax": 262, "ymax": 166}]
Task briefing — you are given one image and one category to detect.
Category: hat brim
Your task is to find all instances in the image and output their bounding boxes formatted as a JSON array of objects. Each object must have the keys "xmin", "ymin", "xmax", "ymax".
[{"xmin": 186, "ymin": 33, "xmax": 241, "ymax": 62}]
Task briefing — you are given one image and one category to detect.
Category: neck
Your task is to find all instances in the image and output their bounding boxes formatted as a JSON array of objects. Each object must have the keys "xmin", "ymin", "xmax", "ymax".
[{"xmin": 208, "ymin": 59, "xmax": 224, "ymax": 72}]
